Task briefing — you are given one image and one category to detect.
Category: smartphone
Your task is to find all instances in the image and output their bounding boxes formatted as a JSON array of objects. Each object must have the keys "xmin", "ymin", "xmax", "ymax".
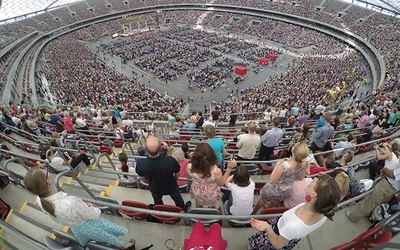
[{"xmin": 63, "ymin": 151, "xmax": 71, "ymax": 160}]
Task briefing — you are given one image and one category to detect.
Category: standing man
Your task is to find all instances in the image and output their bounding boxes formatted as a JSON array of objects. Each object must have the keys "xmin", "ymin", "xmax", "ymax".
[
  {"xmin": 259, "ymin": 117, "xmax": 283, "ymax": 162},
  {"xmin": 136, "ymin": 136, "xmax": 191, "ymax": 211},
  {"xmin": 211, "ymin": 106, "xmax": 221, "ymax": 127},
  {"xmin": 236, "ymin": 122, "xmax": 261, "ymax": 161},
  {"xmin": 310, "ymin": 114, "xmax": 335, "ymax": 166}
]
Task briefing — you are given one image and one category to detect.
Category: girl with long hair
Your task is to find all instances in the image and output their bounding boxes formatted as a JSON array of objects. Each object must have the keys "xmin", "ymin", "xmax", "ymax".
[{"xmin": 24, "ymin": 166, "xmax": 135, "ymax": 249}]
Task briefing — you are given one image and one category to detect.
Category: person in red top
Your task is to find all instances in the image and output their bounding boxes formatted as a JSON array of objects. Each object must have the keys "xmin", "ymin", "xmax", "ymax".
[
  {"xmin": 9, "ymin": 101, "xmax": 17, "ymax": 113},
  {"xmin": 62, "ymin": 112, "xmax": 75, "ymax": 133}
]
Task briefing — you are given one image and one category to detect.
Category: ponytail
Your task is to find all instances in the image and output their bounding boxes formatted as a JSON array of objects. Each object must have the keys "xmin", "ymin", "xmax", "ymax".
[
  {"xmin": 297, "ymin": 161, "xmax": 310, "ymax": 172},
  {"xmin": 314, "ymin": 175, "xmax": 341, "ymax": 221},
  {"xmin": 40, "ymin": 198, "xmax": 56, "ymax": 217},
  {"xmin": 121, "ymin": 163, "xmax": 129, "ymax": 179},
  {"xmin": 321, "ymin": 205, "xmax": 335, "ymax": 220}
]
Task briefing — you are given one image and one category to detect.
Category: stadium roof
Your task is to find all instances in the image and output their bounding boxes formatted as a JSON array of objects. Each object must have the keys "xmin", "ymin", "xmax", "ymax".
[
  {"xmin": 0, "ymin": 0, "xmax": 399, "ymax": 23},
  {"xmin": 343, "ymin": 0, "xmax": 400, "ymax": 15},
  {"xmin": 0, "ymin": 0, "xmax": 81, "ymax": 22}
]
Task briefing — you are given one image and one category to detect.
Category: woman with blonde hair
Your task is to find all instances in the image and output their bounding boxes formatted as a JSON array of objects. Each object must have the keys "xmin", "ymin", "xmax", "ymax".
[
  {"xmin": 24, "ymin": 166, "xmax": 135, "ymax": 249},
  {"xmin": 186, "ymin": 143, "xmax": 236, "ymax": 208},
  {"xmin": 253, "ymin": 142, "xmax": 310, "ymax": 214}
]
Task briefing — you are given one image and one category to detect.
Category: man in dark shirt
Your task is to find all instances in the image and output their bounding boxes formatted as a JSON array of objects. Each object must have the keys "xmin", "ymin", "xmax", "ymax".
[
  {"xmin": 136, "ymin": 136, "xmax": 190, "ymax": 211},
  {"xmin": 229, "ymin": 110, "xmax": 238, "ymax": 127},
  {"xmin": 211, "ymin": 107, "xmax": 221, "ymax": 126}
]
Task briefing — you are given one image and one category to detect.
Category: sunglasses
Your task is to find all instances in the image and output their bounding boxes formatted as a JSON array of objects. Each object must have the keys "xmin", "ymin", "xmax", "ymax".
[{"xmin": 45, "ymin": 167, "xmax": 49, "ymax": 179}]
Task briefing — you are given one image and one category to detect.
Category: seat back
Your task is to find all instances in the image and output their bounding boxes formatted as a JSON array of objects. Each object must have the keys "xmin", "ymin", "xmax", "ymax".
[
  {"xmin": 364, "ymin": 231, "xmax": 392, "ymax": 248},
  {"xmin": 152, "ymin": 204, "xmax": 183, "ymax": 224},
  {"xmin": 223, "ymin": 201, "xmax": 250, "ymax": 227},
  {"xmin": 330, "ymin": 225, "xmax": 392, "ymax": 250},
  {"xmin": 260, "ymin": 207, "xmax": 288, "ymax": 221},
  {"xmin": 352, "ymin": 226, "xmax": 388, "ymax": 249},
  {"xmin": 241, "ymin": 163, "xmax": 259, "ymax": 175},
  {"xmin": 43, "ymin": 236, "xmax": 74, "ymax": 250},
  {"xmin": 186, "ymin": 208, "xmax": 221, "ymax": 226},
  {"xmin": 119, "ymin": 200, "xmax": 149, "ymax": 220}
]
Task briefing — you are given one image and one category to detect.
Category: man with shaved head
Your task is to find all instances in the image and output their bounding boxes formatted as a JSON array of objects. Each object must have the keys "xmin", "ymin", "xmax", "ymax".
[
  {"xmin": 236, "ymin": 122, "xmax": 261, "ymax": 161},
  {"xmin": 136, "ymin": 136, "xmax": 190, "ymax": 211}
]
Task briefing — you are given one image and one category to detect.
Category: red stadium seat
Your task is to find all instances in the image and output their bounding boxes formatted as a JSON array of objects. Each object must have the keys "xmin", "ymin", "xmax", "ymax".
[
  {"xmin": 113, "ymin": 140, "xmax": 123, "ymax": 148},
  {"xmin": 119, "ymin": 200, "xmax": 149, "ymax": 221},
  {"xmin": 330, "ymin": 225, "xmax": 392, "ymax": 250},
  {"xmin": 152, "ymin": 204, "xmax": 183, "ymax": 224},
  {"xmin": 98, "ymin": 146, "xmax": 112, "ymax": 155}
]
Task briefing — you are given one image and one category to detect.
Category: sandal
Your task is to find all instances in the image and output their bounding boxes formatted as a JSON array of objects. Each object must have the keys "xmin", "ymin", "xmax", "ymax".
[{"xmin": 124, "ymin": 239, "xmax": 135, "ymax": 250}]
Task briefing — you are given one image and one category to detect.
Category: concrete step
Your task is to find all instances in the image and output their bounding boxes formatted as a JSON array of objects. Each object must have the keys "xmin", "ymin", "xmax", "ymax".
[
  {"xmin": 1, "ymin": 230, "xmax": 34, "ymax": 250},
  {"xmin": 0, "ymin": 184, "xmax": 36, "ymax": 210},
  {"xmin": 82, "ymin": 168, "xmax": 120, "ymax": 178},
  {"xmin": 4, "ymin": 209, "xmax": 52, "ymax": 244},
  {"xmin": 70, "ymin": 173, "xmax": 118, "ymax": 187},
  {"xmin": 60, "ymin": 182, "xmax": 105, "ymax": 199},
  {"xmin": 19, "ymin": 202, "xmax": 65, "ymax": 232}
]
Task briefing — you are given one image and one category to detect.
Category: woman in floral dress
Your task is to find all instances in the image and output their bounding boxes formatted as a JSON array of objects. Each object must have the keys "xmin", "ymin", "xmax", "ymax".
[
  {"xmin": 253, "ymin": 142, "xmax": 310, "ymax": 214},
  {"xmin": 186, "ymin": 143, "xmax": 235, "ymax": 208}
]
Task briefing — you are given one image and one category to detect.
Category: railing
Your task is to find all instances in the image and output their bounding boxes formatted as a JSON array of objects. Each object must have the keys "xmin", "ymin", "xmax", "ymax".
[
  {"xmin": 0, "ymin": 220, "xmax": 48, "ymax": 249},
  {"xmin": 53, "ymin": 166, "xmax": 379, "ymax": 221},
  {"xmin": 0, "ymin": 139, "xmax": 390, "ymax": 226}
]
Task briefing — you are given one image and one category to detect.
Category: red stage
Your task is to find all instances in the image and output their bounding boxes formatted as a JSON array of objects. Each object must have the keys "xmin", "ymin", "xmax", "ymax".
[
  {"xmin": 235, "ymin": 66, "xmax": 247, "ymax": 76},
  {"xmin": 259, "ymin": 57, "xmax": 268, "ymax": 65},
  {"xmin": 269, "ymin": 53, "xmax": 277, "ymax": 60}
]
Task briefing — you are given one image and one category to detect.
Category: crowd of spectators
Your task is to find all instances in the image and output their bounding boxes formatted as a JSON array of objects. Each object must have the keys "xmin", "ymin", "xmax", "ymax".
[
  {"xmin": 0, "ymin": 0, "xmax": 398, "ymax": 123},
  {"xmin": 39, "ymin": 32, "xmax": 183, "ymax": 119}
]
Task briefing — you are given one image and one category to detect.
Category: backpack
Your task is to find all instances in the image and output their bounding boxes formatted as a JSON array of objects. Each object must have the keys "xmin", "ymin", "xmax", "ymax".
[
  {"xmin": 368, "ymin": 204, "xmax": 389, "ymax": 223},
  {"xmin": 346, "ymin": 168, "xmax": 362, "ymax": 198}
]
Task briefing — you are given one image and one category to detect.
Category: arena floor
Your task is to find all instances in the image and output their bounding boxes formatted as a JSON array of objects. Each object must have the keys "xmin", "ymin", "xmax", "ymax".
[{"xmin": 86, "ymin": 26, "xmax": 297, "ymax": 113}]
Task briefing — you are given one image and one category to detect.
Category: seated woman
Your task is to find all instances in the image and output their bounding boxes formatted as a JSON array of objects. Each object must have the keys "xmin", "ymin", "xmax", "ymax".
[
  {"xmin": 24, "ymin": 166, "xmax": 135, "ymax": 249},
  {"xmin": 170, "ymin": 147, "xmax": 189, "ymax": 188},
  {"xmin": 283, "ymin": 177, "xmax": 313, "ymax": 209},
  {"xmin": 249, "ymin": 174, "xmax": 341, "ymax": 250},
  {"xmin": 223, "ymin": 166, "xmax": 255, "ymax": 215},
  {"xmin": 369, "ymin": 142, "xmax": 399, "ymax": 180},
  {"xmin": 253, "ymin": 142, "xmax": 310, "ymax": 214},
  {"xmin": 37, "ymin": 144, "xmax": 91, "ymax": 172},
  {"xmin": 115, "ymin": 152, "xmax": 136, "ymax": 182},
  {"xmin": 186, "ymin": 143, "xmax": 236, "ymax": 208}
]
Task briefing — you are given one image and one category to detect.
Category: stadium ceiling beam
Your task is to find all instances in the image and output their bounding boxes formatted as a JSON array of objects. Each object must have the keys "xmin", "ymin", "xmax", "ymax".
[
  {"xmin": 45, "ymin": 0, "xmax": 60, "ymax": 11},
  {"xmin": 354, "ymin": 0, "xmax": 400, "ymax": 15},
  {"xmin": 378, "ymin": 0, "xmax": 400, "ymax": 14}
]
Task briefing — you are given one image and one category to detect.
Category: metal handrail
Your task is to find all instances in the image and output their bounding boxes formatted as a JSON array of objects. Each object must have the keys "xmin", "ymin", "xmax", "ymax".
[
  {"xmin": 3, "ymin": 157, "xmax": 31, "ymax": 186},
  {"xmin": 51, "ymin": 170, "xmax": 379, "ymax": 221},
  {"xmin": 0, "ymin": 151, "xmax": 383, "ymax": 221},
  {"xmin": 54, "ymin": 168, "xmax": 96, "ymax": 199},
  {"xmin": 0, "ymin": 220, "xmax": 48, "ymax": 249}
]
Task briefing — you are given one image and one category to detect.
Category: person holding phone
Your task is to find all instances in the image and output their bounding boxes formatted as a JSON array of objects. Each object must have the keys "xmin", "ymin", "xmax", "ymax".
[
  {"xmin": 369, "ymin": 141, "xmax": 399, "ymax": 179},
  {"xmin": 37, "ymin": 144, "xmax": 91, "ymax": 172}
]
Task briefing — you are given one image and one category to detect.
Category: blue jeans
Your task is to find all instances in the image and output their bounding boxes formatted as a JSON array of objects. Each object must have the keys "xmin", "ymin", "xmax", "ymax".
[
  {"xmin": 151, "ymin": 187, "xmax": 187, "ymax": 211},
  {"xmin": 222, "ymin": 191, "xmax": 233, "ymax": 215}
]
